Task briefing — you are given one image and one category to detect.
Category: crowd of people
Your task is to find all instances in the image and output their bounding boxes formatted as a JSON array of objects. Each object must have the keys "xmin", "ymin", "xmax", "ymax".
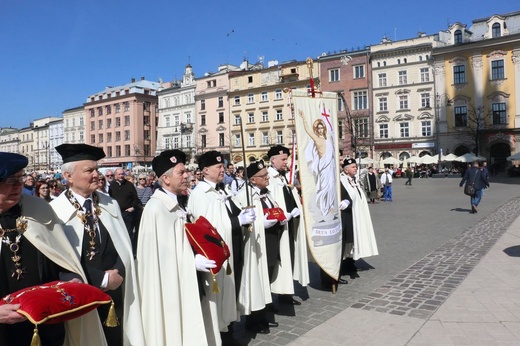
[{"xmin": 0, "ymin": 144, "xmax": 382, "ymax": 346}]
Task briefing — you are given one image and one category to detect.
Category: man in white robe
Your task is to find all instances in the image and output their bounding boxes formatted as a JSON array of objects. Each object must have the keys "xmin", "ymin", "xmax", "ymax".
[
  {"xmin": 266, "ymin": 146, "xmax": 309, "ymax": 306},
  {"xmin": 339, "ymin": 158, "xmax": 378, "ymax": 263},
  {"xmin": 137, "ymin": 149, "xmax": 218, "ymax": 345},
  {"xmin": 187, "ymin": 151, "xmax": 255, "ymax": 344},
  {"xmin": 51, "ymin": 144, "xmax": 145, "ymax": 346}
]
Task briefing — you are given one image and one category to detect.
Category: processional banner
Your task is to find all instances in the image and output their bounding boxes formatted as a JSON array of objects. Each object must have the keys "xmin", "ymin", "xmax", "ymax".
[{"xmin": 292, "ymin": 89, "xmax": 342, "ymax": 280}]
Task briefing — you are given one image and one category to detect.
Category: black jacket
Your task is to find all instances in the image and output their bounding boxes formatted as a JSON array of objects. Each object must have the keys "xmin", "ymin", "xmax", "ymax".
[{"xmin": 459, "ymin": 167, "xmax": 489, "ymax": 191}]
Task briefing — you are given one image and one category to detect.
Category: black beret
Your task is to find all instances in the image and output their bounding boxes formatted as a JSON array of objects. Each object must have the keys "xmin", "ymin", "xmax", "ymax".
[
  {"xmin": 55, "ymin": 144, "xmax": 106, "ymax": 163},
  {"xmin": 267, "ymin": 145, "xmax": 290, "ymax": 158},
  {"xmin": 198, "ymin": 151, "xmax": 224, "ymax": 170},
  {"xmin": 342, "ymin": 158, "xmax": 357, "ymax": 167},
  {"xmin": 0, "ymin": 152, "xmax": 28, "ymax": 181},
  {"xmin": 246, "ymin": 160, "xmax": 266, "ymax": 178},
  {"xmin": 152, "ymin": 150, "xmax": 187, "ymax": 177}
]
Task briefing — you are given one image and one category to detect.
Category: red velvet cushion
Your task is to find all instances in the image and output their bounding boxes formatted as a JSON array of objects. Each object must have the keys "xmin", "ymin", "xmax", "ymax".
[
  {"xmin": 185, "ymin": 216, "xmax": 231, "ymax": 274},
  {"xmin": 263, "ymin": 207, "xmax": 287, "ymax": 222},
  {"xmin": 0, "ymin": 281, "xmax": 112, "ymax": 324}
]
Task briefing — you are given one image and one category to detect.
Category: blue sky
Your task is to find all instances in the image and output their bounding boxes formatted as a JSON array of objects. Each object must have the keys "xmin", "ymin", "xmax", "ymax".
[{"xmin": 1, "ymin": 1, "xmax": 518, "ymax": 129}]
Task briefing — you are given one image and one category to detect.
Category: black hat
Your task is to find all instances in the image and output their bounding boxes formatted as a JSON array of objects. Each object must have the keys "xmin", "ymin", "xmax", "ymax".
[
  {"xmin": 55, "ymin": 144, "xmax": 106, "ymax": 163},
  {"xmin": 152, "ymin": 150, "xmax": 186, "ymax": 177},
  {"xmin": 0, "ymin": 152, "xmax": 28, "ymax": 181},
  {"xmin": 267, "ymin": 145, "xmax": 290, "ymax": 158},
  {"xmin": 198, "ymin": 151, "xmax": 223, "ymax": 170},
  {"xmin": 342, "ymin": 158, "xmax": 356, "ymax": 167},
  {"xmin": 246, "ymin": 160, "xmax": 266, "ymax": 178}
]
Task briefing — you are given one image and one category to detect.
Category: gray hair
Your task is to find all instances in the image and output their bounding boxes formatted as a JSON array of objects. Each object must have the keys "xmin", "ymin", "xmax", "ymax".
[
  {"xmin": 61, "ymin": 162, "xmax": 77, "ymax": 175},
  {"xmin": 157, "ymin": 167, "xmax": 174, "ymax": 187}
]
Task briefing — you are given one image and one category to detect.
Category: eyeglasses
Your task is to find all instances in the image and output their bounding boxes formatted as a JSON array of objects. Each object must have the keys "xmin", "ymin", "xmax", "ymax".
[
  {"xmin": 3, "ymin": 177, "xmax": 24, "ymax": 185},
  {"xmin": 106, "ymin": 174, "xmax": 114, "ymax": 177},
  {"xmin": 253, "ymin": 173, "xmax": 269, "ymax": 179},
  {"xmin": 139, "ymin": 178, "xmax": 146, "ymax": 181}
]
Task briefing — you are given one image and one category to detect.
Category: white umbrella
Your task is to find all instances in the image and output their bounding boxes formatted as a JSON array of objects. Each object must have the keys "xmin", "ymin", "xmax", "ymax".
[
  {"xmin": 407, "ymin": 156, "xmax": 422, "ymax": 164},
  {"xmin": 507, "ymin": 152, "xmax": 520, "ymax": 161},
  {"xmin": 360, "ymin": 157, "xmax": 374, "ymax": 165},
  {"xmin": 381, "ymin": 156, "xmax": 402, "ymax": 165},
  {"xmin": 441, "ymin": 153, "xmax": 459, "ymax": 161},
  {"xmin": 419, "ymin": 154, "xmax": 438, "ymax": 165},
  {"xmin": 454, "ymin": 153, "xmax": 486, "ymax": 162}
]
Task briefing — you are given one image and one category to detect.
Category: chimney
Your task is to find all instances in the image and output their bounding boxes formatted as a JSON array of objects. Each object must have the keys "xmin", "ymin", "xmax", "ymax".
[
  {"xmin": 141, "ymin": 76, "xmax": 145, "ymax": 81},
  {"xmin": 131, "ymin": 78, "xmax": 136, "ymax": 83}
]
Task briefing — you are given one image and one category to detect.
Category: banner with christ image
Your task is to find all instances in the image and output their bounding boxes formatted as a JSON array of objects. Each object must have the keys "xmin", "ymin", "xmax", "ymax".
[{"xmin": 292, "ymin": 89, "xmax": 342, "ymax": 281}]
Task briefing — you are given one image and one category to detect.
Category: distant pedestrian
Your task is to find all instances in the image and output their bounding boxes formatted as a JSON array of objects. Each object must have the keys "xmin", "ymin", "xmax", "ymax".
[
  {"xmin": 459, "ymin": 161, "xmax": 489, "ymax": 214},
  {"xmin": 380, "ymin": 168, "xmax": 393, "ymax": 201},
  {"xmin": 363, "ymin": 167, "xmax": 380, "ymax": 203},
  {"xmin": 404, "ymin": 168, "xmax": 413, "ymax": 186}
]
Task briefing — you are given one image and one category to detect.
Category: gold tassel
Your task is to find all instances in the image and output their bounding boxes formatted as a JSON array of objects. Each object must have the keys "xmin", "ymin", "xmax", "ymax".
[
  {"xmin": 212, "ymin": 276, "xmax": 220, "ymax": 294},
  {"xmin": 226, "ymin": 262, "xmax": 233, "ymax": 275},
  {"xmin": 104, "ymin": 301, "xmax": 120, "ymax": 327},
  {"xmin": 30, "ymin": 325, "xmax": 41, "ymax": 346}
]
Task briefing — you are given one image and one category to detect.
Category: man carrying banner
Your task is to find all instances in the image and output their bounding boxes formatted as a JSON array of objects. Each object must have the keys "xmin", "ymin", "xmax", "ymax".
[
  {"xmin": 267, "ymin": 145, "xmax": 309, "ymax": 306},
  {"xmin": 338, "ymin": 158, "xmax": 379, "ymax": 272}
]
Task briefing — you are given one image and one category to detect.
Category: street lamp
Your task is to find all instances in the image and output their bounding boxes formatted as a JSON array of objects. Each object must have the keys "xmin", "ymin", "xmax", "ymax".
[{"xmin": 435, "ymin": 93, "xmax": 453, "ymax": 172}]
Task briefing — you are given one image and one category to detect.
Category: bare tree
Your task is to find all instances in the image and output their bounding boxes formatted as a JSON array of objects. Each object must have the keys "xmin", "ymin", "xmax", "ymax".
[{"xmin": 453, "ymin": 103, "xmax": 492, "ymax": 156}]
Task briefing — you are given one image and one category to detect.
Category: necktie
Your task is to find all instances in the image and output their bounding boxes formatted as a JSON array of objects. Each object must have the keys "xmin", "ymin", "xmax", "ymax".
[
  {"xmin": 215, "ymin": 182, "xmax": 225, "ymax": 191},
  {"xmin": 260, "ymin": 188, "xmax": 269, "ymax": 195}
]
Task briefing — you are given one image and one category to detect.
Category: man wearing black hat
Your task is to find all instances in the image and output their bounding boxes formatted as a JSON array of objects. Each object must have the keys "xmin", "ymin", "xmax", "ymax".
[
  {"xmin": 51, "ymin": 144, "xmax": 144, "ymax": 346},
  {"xmin": 266, "ymin": 145, "xmax": 309, "ymax": 306},
  {"xmin": 234, "ymin": 160, "xmax": 281, "ymax": 334},
  {"xmin": 338, "ymin": 158, "xmax": 378, "ymax": 276},
  {"xmin": 137, "ymin": 149, "xmax": 218, "ymax": 345},
  {"xmin": 0, "ymin": 152, "xmax": 107, "ymax": 346},
  {"xmin": 187, "ymin": 150, "xmax": 256, "ymax": 343}
]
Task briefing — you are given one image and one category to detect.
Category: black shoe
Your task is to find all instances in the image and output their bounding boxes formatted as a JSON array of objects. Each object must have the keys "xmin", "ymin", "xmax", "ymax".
[
  {"xmin": 337, "ymin": 278, "xmax": 348, "ymax": 284},
  {"xmin": 279, "ymin": 295, "xmax": 301, "ymax": 305},
  {"xmin": 245, "ymin": 322, "xmax": 270, "ymax": 334},
  {"xmin": 220, "ymin": 331, "xmax": 241, "ymax": 346},
  {"xmin": 267, "ymin": 322, "xmax": 279, "ymax": 328}
]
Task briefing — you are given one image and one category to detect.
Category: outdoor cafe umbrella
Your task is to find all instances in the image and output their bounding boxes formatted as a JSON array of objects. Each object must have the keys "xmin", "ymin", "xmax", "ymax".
[
  {"xmin": 454, "ymin": 153, "xmax": 486, "ymax": 163},
  {"xmin": 506, "ymin": 152, "xmax": 520, "ymax": 161},
  {"xmin": 381, "ymin": 156, "xmax": 402, "ymax": 165},
  {"xmin": 418, "ymin": 154, "xmax": 438, "ymax": 165},
  {"xmin": 407, "ymin": 156, "xmax": 422, "ymax": 164},
  {"xmin": 440, "ymin": 153, "xmax": 459, "ymax": 162}
]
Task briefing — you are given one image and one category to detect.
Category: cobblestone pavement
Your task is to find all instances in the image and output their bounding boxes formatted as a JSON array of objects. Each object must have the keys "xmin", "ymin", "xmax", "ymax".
[{"xmin": 233, "ymin": 174, "xmax": 520, "ymax": 346}]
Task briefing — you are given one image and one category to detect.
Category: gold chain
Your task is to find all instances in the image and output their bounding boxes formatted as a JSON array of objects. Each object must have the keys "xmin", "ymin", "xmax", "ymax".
[{"xmin": 0, "ymin": 215, "xmax": 28, "ymax": 280}]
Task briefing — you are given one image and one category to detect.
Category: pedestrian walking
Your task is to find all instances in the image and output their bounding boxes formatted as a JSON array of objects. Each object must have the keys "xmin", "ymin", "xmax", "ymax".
[
  {"xmin": 380, "ymin": 168, "xmax": 393, "ymax": 201},
  {"xmin": 459, "ymin": 160, "xmax": 490, "ymax": 214}
]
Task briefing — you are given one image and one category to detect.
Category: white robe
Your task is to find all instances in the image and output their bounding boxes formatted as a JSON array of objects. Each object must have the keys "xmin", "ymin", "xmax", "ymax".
[
  {"xmin": 187, "ymin": 182, "xmax": 239, "ymax": 333},
  {"xmin": 233, "ymin": 186, "xmax": 272, "ymax": 315},
  {"xmin": 51, "ymin": 191, "xmax": 145, "ymax": 346},
  {"xmin": 267, "ymin": 166, "xmax": 309, "ymax": 294},
  {"xmin": 340, "ymin": 173, "xmax": 379, "ymax": 260},
  {"xmin": 4, "ymin": 195, "xmax": 107, "ymax": 346},
  {"xmin": 137, "ymin": 189, "xmax": 217, "ymax": 346}
]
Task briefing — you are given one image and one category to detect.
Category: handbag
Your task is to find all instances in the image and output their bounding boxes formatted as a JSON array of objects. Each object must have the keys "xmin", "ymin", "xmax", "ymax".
[{"xmin": 463, "ymin": 170, "xmax": 478, "ymax": 196}]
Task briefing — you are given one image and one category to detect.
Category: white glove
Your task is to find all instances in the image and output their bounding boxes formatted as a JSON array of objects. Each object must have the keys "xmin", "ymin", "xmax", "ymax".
[
  {"xmin": 339, "ymin": 200, "xmax": 350, "ymax": 210},
  {"xmin": 290, "ymin": 208, "xmax": 300, "ymax": 218},
  {"xmin": 194, "ymin": 254, "xmax": 217, "ymax": 272},
  {"xmin": 263, "ymin": 215, "xmax": 278, "ymax": 229},
  {"xmin": 284, "ymin": 211, "xmax": 292, "ymax": 222},
  {"xmin": 279, "ymin": 218, "xmax": 288, "ymax": 226},
  {"xmin": 238, "ymin": 208, "xmax": 256, "ymax": 226}
]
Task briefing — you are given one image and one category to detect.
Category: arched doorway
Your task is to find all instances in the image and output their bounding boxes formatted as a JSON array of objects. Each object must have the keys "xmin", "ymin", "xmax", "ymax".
[
  {"xmin": 418, "ymin": 150, "xmax": 432, "ymax": 157},
  {"xmin": 489, "ymin": 142, "xmax": 511, "ymax": 173},
  {"xmin": 453, "ymin": 145, "xmax": 470, "ymax": 156}
]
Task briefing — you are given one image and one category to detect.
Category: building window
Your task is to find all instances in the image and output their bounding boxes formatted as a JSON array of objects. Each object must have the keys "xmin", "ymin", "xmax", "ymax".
[
  {"xmin": 124, "ymin": 145, "xmax": 130, "ymax": 156},
  {"xmin": 90, "ymin": 134, "xmax": 95, "ymax": 144},
  {"xmin": 186, "ymin": 113, "xmax": 192, "ymax": 124},
  {"xmin": 491, "ymin": 60, "xmax": 505, "ymax": 80},
  {"xmin": 165, "ymin": 117, "xmax": 170, "ymax": 127},
  {"xmin": 218, "ymin": 96, "xmax": 224, "ymax": 108},
  {"xmin": 98, "ymin": 120, "xmax": 103, "ymax": 130},
  {"xmin": 329, "ymin": 68, "xmax": 339, "ymax": 82},
  {"xmin": 207, "ymin": 80, "xmax": 216, "ymax": 88},
  {"xmin": 107, "ymin": 132, "xmax": 112, "ymax": 142},
  {"xmin": 492, "ymin": 103, "xmax": 507, "ymax": 125},
  {"xmin": 354, "ymin": 118, "xmax": 369, "ymax": 138},
  {"xmin": 218, "ymin": 112, "xmax": 224, "ymax": 123},
  {"xmin": 79, "ymin": 132, "xmax": 84, "ymax": 141},
  {"xmin": 99, "ymin": 134, "xmax": 104, "ymax": 143},
  {"xmin": 107, "ymin": 118, "xmax": 112, "ymax": 129},
  {"xmin": 248, "ymin": 76, "xmax": 253, "ymax": 83},
  {"xmin": 173, "ymin": 137, "xmax": 179, "ymax": 149},
  {"xmin": 454, "ymin": 106, "xmax": 468, "ymax": 127},
  {"xmin": 379, "ymin": 97, "xmax": 388, "ymax": 111},
  {"xmin": 98, "ymin": 107, "xmax": 103, "ymax": 116},
  {"xmin": 200, "ymin": 99, "xmax": 205, "ymax": 110},
  {"xmin": 201, "ymin": 134, "xmax": 207, "ymax": 148},
  {"xmin": 400, "ymin": 122, "xmax": 409, "ymax": 137},
  {"xmin": 234, "ymin": 96, "xmax": 240, "ymax": 106},
  {"xmin": 107, "ymin": 146, "xmax": 112, "ymax": 157},
  {"xmin": 337, "ymin": 95, "xmax": 343, "ymax": 112},
  {"xmin": 398, "ymin": 71, "xmax": 407, "ymax": 85},
  {"xmin": 492, "ymin": 23, "xmax": 501, "ymax": 38},
  {"xmin": 201, "ymin": 114, "xmax": 206, "ymax": 126},
  {"xmin": 262, "ymin": 111, "xmax": 268, "ymax": 122},
  {"xmin": 124, "ymin": 130, "xmax": 130, "ymax": 140},
  {"xmin": 90, "ymin": 109, "xmax": 95, "ymax": 117},
  {"xmin": 453, "ymin": 65, "xmax": 466, "ymax": 84},
  {"xmin": 275, "ymin": 89, "xmax": 282, "ymax": 100},
  {"xmin": 124, "ymin": 116, "xmax": 130, "ymax": 126},
  {"xmin": 379, "ymin": 123, "xmax": 388, "ymax": 138},
  {"xmin": 248, "ymin": 93, "xmax": 254, "ymax": 103},
  {"xmin": 124, "ymin": 102, "xmax": 130, "ymax": 112},
  {"xmin": 164, "ymin": 137, "xmax": 171, "ymax": 149},
  {"xmin": 276, "ymin": 109, "xmax": 283, "ymax": 121},
  {"xmin": 116, "ymin": 131, "xmax": 121, "ymax": 141},
  {"xmin": 234, "ymin": 115, "xmax": 241, "ymax": 125},
  {"xmin": 185, "ymin": 135, "xmax": 191, "ymax": 148},
  {"xmin": 354, "ymin": 65, "xmax": 365, "ymax": 79},
  {"xmin": 454, "ymin": 30, "xmax": 462, "ymax": 44},
  {"xmin": 378, "ymin": 73, "xmax": 387, "ymax": 87},
  {"xmin": 421, "ymin": 93, "xmax": 430, "ymax": 108},
  {"xmin": 144, "ymin": 130, "xmax": 150, "ymax": 140},
  {"xmin": 261, "ymin": 91, "xmax": 268, "ymax": 102},
  {"xmin": 399, "ymin": 95, "xmax": 409, "ymax": 110},
  {"xmin": 219, "ymin": 133, "xmax": 224, "ymax": 147},
  {"xmin": 275, "ymin": 130, "xmax": 283, "ymax": 144},
  {"xmin": 248, "ymin": 112, "xmax": 254, "ymax": 123},
  {"xmin": 90, "ymin": 121, "xmax": 95, "ymax": 131},
  {"xmin": 115, "ymin": 145, "xmax": 121, "ymax": 157},
  {"xmin": 115, "ymin": 117, "xmax": 120, "ymax": 128},
  {"xmin": 421, "ymin": 120, "xmax": 432, "ymax": 136},
  {"xmin": 105, "ymin": 105, "xmax": 111, "ymax": 115},
  {"xmin": 420, "ymin": 68, "xmax": 429, "ymax": 82},
  {"xmin": 248, "ymin": 133, "xmax": 255, "ymax": 146},
  {"xmin": 115, "ymin": 104, "xmax": 120, "ymax": 113},
  {"xmin": 262, "ymin": 132, "xmax": 269, "ymax": 145},
  {"xmin": 79, "ymin": 117, "xmax": 84, "ymax": 126},
  {"xmin": 353, "ymin": 91, "xmax": 368, "ymax": 110}
]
